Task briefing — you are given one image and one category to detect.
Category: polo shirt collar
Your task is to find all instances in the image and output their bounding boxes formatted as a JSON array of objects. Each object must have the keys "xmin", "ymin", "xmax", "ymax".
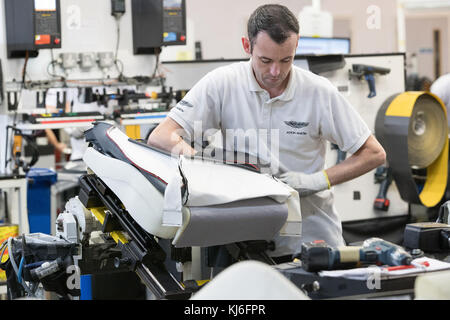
[{"xmin": 246, "ymin": 59, "xmax": 297, "ymax": 102}]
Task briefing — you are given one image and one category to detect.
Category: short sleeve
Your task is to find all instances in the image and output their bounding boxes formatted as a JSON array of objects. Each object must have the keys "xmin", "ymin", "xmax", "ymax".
[
  {"xmin": 168, "ymin": 71, "xmax": 222, "ymax": 143},
  {"xmin": 320, "ymin": 86, "xmax": 371, "ymax": 154},
  {"xmin": 431, "ymin": 76, "xmax": 450, "ymax": 107}
]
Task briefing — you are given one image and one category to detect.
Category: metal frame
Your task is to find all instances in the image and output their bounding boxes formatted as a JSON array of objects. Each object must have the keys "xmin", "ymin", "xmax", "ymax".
[{"xmin": 78, "ymin": 173, "xmax": 190, "ymax": 299}]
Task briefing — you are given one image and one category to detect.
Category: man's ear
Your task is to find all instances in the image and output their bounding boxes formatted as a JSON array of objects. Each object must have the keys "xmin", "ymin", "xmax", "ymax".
[{"xmin": 242, "ymin": 37, "xmax": 251, "ymax": 55}]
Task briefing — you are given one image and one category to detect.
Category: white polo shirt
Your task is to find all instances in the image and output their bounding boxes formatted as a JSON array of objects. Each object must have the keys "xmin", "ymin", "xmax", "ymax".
[
  {"xmin": 168, "ymin": 59, "xmax": 371, "ymax": 254},
  {"xmin": 430, "ymin": 73, "xmax": 450, "ymax": 128}
]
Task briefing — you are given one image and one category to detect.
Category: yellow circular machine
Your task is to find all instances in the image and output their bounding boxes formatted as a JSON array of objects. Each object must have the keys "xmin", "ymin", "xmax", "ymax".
[{"xmin": 375, "ymin": 91, "xmax": 449, "ymax": 208}]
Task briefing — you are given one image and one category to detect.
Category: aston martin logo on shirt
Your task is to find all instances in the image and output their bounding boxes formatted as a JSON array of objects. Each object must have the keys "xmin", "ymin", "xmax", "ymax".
[
  {"xmin": 179, "ymin": 100, "xmax": 194, "ymax": 108},
  {"xmin": 284, "ymin": 121, "xmax": 309, "ymax": 129}
]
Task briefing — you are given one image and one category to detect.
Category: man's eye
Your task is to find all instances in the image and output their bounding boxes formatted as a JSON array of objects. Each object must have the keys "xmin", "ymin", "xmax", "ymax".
[{"xmin": 261, "ymin": 59, "xmax": 271, "ymax": 64}]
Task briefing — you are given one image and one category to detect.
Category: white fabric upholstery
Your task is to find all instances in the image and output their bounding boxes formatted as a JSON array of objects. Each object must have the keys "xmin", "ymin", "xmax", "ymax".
[
  {"xmin": 191, "ymin": 260, "xmax": 310, "ymax": 300},
  {"xmin": 82, "ymin": 125, "xmax": 302, "ymax": 248}
]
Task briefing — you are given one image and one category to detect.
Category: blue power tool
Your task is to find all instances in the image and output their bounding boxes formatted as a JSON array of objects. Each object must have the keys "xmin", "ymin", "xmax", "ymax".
[{"xmin": 300, "ymin": 237, "xmax": 412, "ymax": 272}]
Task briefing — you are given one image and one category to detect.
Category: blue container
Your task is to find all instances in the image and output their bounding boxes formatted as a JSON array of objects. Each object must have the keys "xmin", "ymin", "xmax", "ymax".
[
  {"xmin": 26, "ymin": 168, "xmax": 57, "ymax": 235},
  {"xmin": 80, "ymin": 275, "xmax": 92, "ymax": 300}
]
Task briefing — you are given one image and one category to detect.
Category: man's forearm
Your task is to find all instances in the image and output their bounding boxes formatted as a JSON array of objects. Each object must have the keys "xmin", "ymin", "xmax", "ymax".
[
  {"xmin": 45, "ymin": 129, "xmax": 60, "ymax": 147},
  {"xmin": 167, "ymin": 135, "xmax": 197, "ymax": 156},
  {"xmin": 325, "ymin": 135, "xmax": 386, "ymax": 186},
  {"xmin": 147, "ymin": 118, "xmax": 196, "ymax": 156}
]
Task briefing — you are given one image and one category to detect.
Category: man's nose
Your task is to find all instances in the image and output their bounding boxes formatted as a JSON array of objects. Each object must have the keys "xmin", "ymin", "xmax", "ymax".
[{"xmin": 270, "ymin": 63, "xmax": 280, "ymax": 77}]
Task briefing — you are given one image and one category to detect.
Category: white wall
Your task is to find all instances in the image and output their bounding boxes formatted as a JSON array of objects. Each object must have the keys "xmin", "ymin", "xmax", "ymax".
[
  {"xmin": 0, "ymin": 1, "xmax": 446, "ymax": 82},
  {"xmin": 164, "ymin": 0, "xmax": 399, "ymax": 61},
  {"xmin": 162, "ymin": 0, "xmax": 450, "ymax": 81},
  {"xmin": 323, "ymin": 0, "xmax": 398, "ymax": 54}
]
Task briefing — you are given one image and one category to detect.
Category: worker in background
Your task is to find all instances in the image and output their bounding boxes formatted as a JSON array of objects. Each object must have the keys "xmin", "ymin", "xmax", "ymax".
[
  {"xmin": 45, "ymin": 127, "xmax": 68, "ymax": 155},
  {"xmin": 45, "ymin": 88, "xmax": 98, "ymax": 161},
  {"xmin": 147, "ymin": 4, "xmax": 386, "ymax": 260},
  {"xmin": 430, "ymin": 73, "xmax": 450, "ymax": 129}
]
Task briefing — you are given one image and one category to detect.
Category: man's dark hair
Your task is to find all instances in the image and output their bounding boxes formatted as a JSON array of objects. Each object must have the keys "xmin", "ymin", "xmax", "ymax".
[{"xmin": 247, "ymin": 4, "xmax": 299, "ymax": 51}]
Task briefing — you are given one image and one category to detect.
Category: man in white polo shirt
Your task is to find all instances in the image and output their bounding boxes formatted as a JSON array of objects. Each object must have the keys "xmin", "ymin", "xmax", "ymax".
[
  {"xmin": 430, "ymin": 73, "xmax": 450, "ymax": 129},
  {"xmin": 148, "ymin": 4, "xmax": 386, "ymax": 258}
]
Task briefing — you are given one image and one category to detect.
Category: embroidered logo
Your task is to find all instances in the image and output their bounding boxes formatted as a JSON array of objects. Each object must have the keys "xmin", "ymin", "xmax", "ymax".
[
  {"xmin": 284, "ymin": 121, "xmax": 309, "ymax": 135},
  {"xmin": 284, "ymin": 121, "xmax": 309, "ymax": 129},
  {"xmin": 179, "ymin": 100, "xmax": 194, "ymax": 108}
]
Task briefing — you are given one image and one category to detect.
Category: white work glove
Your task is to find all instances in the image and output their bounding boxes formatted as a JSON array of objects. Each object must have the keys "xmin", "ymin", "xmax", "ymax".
[{"xmin": 279, "ymin": 170, "xmax": 331, "ymax": 197}]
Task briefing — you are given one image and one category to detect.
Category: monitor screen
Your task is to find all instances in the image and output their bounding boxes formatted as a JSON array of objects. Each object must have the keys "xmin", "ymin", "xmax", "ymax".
[{"xmin": 296, "ymin": 37, "xmax": 350, "ymax": 55}]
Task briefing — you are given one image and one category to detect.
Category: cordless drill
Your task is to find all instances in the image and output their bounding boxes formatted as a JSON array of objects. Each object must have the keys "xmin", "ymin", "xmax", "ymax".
[
  {"xmin": 300, "ymin": 238, "xmax": 412, "ymax": 272},
  {"xmin": 373, "ymin": 166, "xmax": 393, "ymax": 211}
]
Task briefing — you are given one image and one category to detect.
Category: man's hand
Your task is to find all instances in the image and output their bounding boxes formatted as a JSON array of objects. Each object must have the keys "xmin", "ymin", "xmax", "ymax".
[
  {"xmin": 55, "ymin": 142, "xmax": 68, "ymax": 153},
  {"xmin": 279, "ymin": 171, "xmax": 331, "ymax": 197}
]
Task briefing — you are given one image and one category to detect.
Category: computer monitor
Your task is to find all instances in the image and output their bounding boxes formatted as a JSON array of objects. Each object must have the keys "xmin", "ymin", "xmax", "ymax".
[{"xmin": 296, "ymin": 37, "xmax": 351, "ymax": 55}]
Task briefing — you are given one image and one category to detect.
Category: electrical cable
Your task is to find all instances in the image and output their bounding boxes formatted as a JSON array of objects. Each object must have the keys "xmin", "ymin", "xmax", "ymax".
[
  {"xmin": 4, "ymin": 126, "xmax": 9, "ymax": 170},
  {"xmin": 17, "ymin": 256, "xmax": 24, "ymax": 284},
  {"xmin": 12, "ymin": 109, "xmax": 18, "ymax": 126},
  {"xmin": 0, "ymin": 240, "xmax": 7, "ymax": 261},
  {"xmin": 7, "ymin": 238, "xmax": 18, "ymax": 275},
  {"xmin": 114, "ymin": 14, "xmax": 123, "ymax": 78},
  {"xmin": 21, "ymin": 51, "xmax": 29, "ymax": 89},
  {"xmin": 4, "ymin": 127, "xmax": 39, "ymax": 174},
  {"xmin": 18, "ymin": 236, "xmax": 26, "ymax": 284},
  {"xmin": 5, "ymin": 125, "xmax": 21, "ymax": 173},
  {"xmin": 0, "ymin": 59, "xmax": 4, "ymax": 103},
  {"xmin": 7, "ymin": 237, "xmax": 35, "ymax": 297},
  {"xmin": 46, "ymin": 61, "xmax": 64, "ymax": 79},
  {"xmin": 3, "ymin": 191, "xmax": 9, "ymax": 223},
  {"xmin": 4, "ymin": 126, "xmax": 16, "ymax": 173},
  {"xmin": 51, "ymin": 48, "xmax": 55, "ymax": 75},
  {"xmin": 115, "ymin": 59, "xmax": 124, "ymax": 77},
  {"xmin": 0, "ymin": 240, "xmax": 7, "ymax": 272},
  {"xmin": 21, "ymin": 135, "xmax": 40, "ymax": 171},
  {"xmin": 47, "ymin": 49, "xmax": 65, "ymax": 80},
  {"xmin": 436, "ymin": 200, "xmax": 450, "ymax": 223},
  {"xmin": 111, "ymin": 12, "xmax": 162, "ymax": 85},
  {"xmin": 151, "ymin": 50, "xmax": 161, "ymax": 80}
]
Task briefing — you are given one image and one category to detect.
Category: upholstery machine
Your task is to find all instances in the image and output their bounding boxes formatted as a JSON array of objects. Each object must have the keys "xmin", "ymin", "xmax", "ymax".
[
  {"xmin": 1, "ymin": 122, "xmax": 301, "ymax": 300},
  {"xmin": 2, "ymin": 121, "xmax": 448, "ymax": 300}
]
